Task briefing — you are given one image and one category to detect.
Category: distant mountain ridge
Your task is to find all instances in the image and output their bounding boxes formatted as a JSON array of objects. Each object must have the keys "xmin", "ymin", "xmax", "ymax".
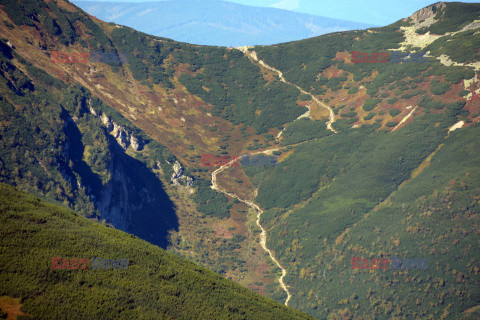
[{"xmin": 73, "ymin": 0, "xmax": 374, "ymax": 46}]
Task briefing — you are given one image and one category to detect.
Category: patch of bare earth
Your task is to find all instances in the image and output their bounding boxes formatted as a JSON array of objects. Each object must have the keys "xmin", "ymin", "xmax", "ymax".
[{"xmin": 0, "ymin": 296, "xmax": 32, "ymax": 320}]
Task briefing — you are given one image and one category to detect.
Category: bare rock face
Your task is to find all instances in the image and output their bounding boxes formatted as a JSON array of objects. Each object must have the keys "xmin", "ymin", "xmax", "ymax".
[
  {"xmin": 172, "ymin": 161, "xmax": 183, "ymax": 180},
  {"xmin": 171, "ymin": 160, "xmax": 194, "ymax": 187},
  {"xmin": 130, "ymin": 136, "xmax": 141, "ymax": 151},
  {"xmin": 111, "ymin": 122, "xmax": 129, "ymax": 149},
  {"xmin": 91, "ymin": 103, "xmax": 193, "ymax": 191},
  {"xmin": 406, "ymin": 2, "xmax": 446, "ymax": 24},
  {"xmin": 97, "ymin": 111, "xmax": 143, "ymax": 151}
]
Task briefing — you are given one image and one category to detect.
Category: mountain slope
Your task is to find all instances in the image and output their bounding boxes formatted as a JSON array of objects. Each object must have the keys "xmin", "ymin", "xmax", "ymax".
[
  {"xmin": 248, "ymin": 118, "xmax": 480, "ymax": 318},
  {"xmin": 0, "ymin": 0, "xmax": 309, "ymax": 302},
  {"xmin": 226, "ymin": 2, "xmax": 480, "ymax": 318},
  {"xmin": 0, "ymin": 183, "xmax": 314, "ymax": 319},
  {"xmin": 73, "ymin": 0, "xmax": 373, "ymax": 46},
  {"xmin": 0, "ymin": 33, "xmax": 180, "ymax": 248},
  {"xmin": 0, "ymin": 0, "xmax": 479, "ymax": 318}
]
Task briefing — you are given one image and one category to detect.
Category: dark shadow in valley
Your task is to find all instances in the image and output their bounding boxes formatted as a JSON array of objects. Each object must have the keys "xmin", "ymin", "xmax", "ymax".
[
  {"xmin": 101, "ymin": 134, "xmax": 178, "ymax": 249},
  {"xmin": 63, "ymin": 110, "xmax": 178, "ymax": 248},
  {"xmin": 62, "ymin": 110, "xmax": 102, "ymax": 195}
]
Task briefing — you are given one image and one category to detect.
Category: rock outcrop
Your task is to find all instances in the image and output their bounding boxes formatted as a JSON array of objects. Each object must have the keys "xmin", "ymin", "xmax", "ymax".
[
  {"xmin": 88, "ymin": 102, "xmax": 194, "ymax": 190},
  {"xmin": 171, "ymin": 160, "xmax": 194, "ymax": 187},
  {"xmin": 99, "ymin": 113, "xmax": 144, "ymax": 151},
  {"xmin": 405, "ymin": 2, "xmax": 446, "ymax": 24}
]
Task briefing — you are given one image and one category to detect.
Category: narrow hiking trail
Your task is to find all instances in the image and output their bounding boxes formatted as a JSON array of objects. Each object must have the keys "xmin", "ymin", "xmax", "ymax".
[
  {"xmin": 211, "ymin": 47, "xmax": 464, "ymax": 309},
  {"xmin": 209, "ymin": 49, "xmax": 338, "ymax": 306},
  {"xmin": 237, "ymin": 47, "xmax": 337, "ymax": 133},
  {"xmin": 210, "ymin": 151, "xmax": 292, "ymax": 306}
]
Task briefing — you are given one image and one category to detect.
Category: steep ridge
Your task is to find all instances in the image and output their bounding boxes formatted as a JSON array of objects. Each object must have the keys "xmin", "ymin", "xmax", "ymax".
[{"xmin": 0, "ymin": 44, "xmax": 180, "ymax": 248}]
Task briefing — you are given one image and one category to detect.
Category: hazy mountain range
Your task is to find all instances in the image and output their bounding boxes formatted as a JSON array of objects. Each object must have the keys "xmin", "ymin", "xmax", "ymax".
[{"xmin": 73, "ymin": 0, "xmax": 374, "ymax": 46}]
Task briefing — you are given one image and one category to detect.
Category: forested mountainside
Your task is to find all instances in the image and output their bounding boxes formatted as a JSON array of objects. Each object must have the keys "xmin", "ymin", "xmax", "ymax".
[
  {"xmin": 0, "ymin": 0, "xmax": 479, "ymax": 319},
  {"xmin": 0, "ymin": 183, "xmax": 314, "ymax": 319}
]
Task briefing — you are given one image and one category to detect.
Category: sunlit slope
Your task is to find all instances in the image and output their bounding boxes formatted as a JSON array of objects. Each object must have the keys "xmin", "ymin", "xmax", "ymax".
[
  {"xmin": 0, "ymin": 0, "xmax": 311, "ymax": 220},
  {"xmin": 254, "ymin": 2, "xmax": 479, "ymax": 132},
  {"xmin": 246, "ymin": 9, "xmax": 480, "ymax": 316},
  {"xmin": 249, "ymin": 119, "xmax": 480, "ymax": 318},
  {"xmin": 1, "ymin": 1, "xmax": 480, "ymax": 318}
]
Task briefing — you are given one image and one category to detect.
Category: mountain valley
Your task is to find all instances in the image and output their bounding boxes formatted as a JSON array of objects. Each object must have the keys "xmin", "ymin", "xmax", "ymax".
[{"xmin": 0, "ymin": 0, "xmax": 479, "ymax": 318}]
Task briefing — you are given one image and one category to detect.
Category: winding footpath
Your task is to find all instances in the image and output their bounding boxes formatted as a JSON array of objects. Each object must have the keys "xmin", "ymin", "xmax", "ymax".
[
  {"xmin": 210, "ymin": 153, "xmax": 292, "ymax": 306},
  {"xmin": 237, "ymin": 47, "xmax": 337, "ymax": 133},
  {"xmin": 210, "ymin": 48, "xmax": 337, "ymax": 306}
]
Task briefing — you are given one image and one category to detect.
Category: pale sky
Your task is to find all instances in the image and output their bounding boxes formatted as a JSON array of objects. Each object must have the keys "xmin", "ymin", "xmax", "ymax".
[{"xmin": 72, "ymin": 0, "xmax": 480, "ymax": 25}]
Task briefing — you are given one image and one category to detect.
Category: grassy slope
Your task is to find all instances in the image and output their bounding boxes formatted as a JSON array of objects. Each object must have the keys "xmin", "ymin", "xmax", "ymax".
[
  {"xmin": 252, "ymin": 120, "xmax": 480, "ymax": 319},
  {"xmin": 0, "ymin": 183, "xmax": 314, "ymax": 320},
  {"xmin": 254, "ymin": 3, "xmax": 478, "ymax": 132}
]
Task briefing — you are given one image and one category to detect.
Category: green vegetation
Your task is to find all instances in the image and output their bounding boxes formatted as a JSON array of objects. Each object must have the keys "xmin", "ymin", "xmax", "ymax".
[
  {"xmin": 254, "ymin": 34, "xmax": 350, "ymax": 89},
  {"xmin": 426, "ymin": 29, "xmax": 480, "ymax": 63},
  {"xmin": 24, "ymin": 62, "xmax": 66, "ymax": 90},
  {"xmin": 255, "ymin": 116, "xmax": 450, "ymax": 210},
  {"xmin": 423, "ymin": 64, "xmax": 475, "ymax": 85},
  {"xmin": 418, "ymin": 96, "xmax": 466, "ymax": 118},
  {"xmin": 257, "ymin": 119, "xmax": 479, "ymax": 319},
  {"xmin": 341, "ymin": 110, "xmax": 357, "ymax": 118},
  {"xmin": 388, "ymin": 109, "xmax": 401, "ymax": 117},
  {"xmin": 2, "ymin": 1, "xmax": 480, "ymax": 319},
  {"xmin": 420, "ymin": 2, "xmax": 480, "ymax": 35},
  {"xmin": 385, "ymin": 120, "xmax": 398, "ymax": 127},
  {"xmin": 387, "ymin": 97, "xmax": 399, "ymax": 104},
  {"xmin": 0, "ymin": 183, "xmax": 313, "ymax": 320},
  {"xmin": 176, "ymin": 48, "xmax": 305, "ymax": 133},
  {"xmin": 430, "ymin": 79, "xmax": 451, "ymax": 95},
  {"xmin": 110, "ymin": 28, "xmax": 175, "ymax": 88},
  {"xmin": 255, "ymin": 24, "xmax": 404, "ymax": 89},
  {"xmin": 299, "ymin": 93, "xmax": 311, "ymax": 101},
  {"xmin": 280, "ymin": 118, "xmax": 333, "ymax": 146},
  {"xmin": 347, "ymin": 87, "xmax": 359, "ymax": 94},
  {"xmin": 193, "ymin": 180, "xmax": 231, "ymax": 219},
  {"xmin": 362, "ymin": 98, "xmax": 381, "ymax": 111},
  {"xmin": 3, "ymin": 0, "xmax": 116, "ymax": 48},
  {"xmin": 363, "ymin": 112, "xmax": 375, "ymax": 120}
]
